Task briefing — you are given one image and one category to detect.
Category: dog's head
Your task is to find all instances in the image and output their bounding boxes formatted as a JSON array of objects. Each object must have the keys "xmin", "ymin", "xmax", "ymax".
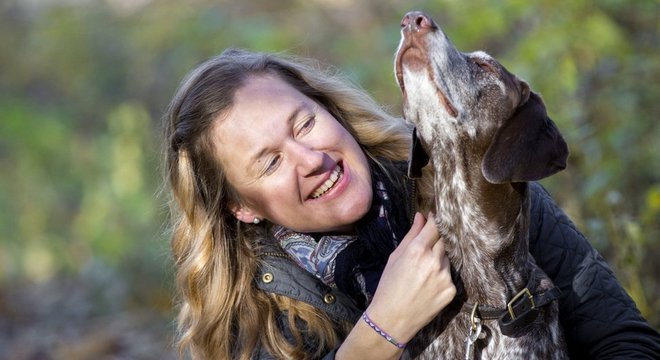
[{"xmin": 395, "ymin": 11, "xmax": 568, "ymax": 183}]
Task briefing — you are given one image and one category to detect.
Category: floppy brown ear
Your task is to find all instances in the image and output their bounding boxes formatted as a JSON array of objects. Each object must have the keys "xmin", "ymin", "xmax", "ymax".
[{"xmin": 482, "ymin": 92, "xmax": 569, "ymax": 184}]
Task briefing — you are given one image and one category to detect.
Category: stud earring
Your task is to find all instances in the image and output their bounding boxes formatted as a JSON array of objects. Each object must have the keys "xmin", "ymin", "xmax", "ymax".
[{"xmin": 252, "ymin": 218, "xmax": 261, "ymax": 225}]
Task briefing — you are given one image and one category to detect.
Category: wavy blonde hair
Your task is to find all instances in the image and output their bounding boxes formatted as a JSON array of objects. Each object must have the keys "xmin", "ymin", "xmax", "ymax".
[{"xmin": 163, "ymin": 48, "xmax": 434, "ymax": 359}]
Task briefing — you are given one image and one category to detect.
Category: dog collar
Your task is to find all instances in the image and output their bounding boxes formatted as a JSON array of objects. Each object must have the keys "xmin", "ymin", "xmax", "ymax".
[{"xmin": 460, "ymin": 277, "xmax": 562, "ymax": 337}]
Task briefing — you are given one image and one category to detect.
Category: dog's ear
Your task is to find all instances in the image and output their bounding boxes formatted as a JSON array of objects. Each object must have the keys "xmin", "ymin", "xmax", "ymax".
[{"xmin": 482, "ymin": 92, "xmax": 569, "ymax": 183}]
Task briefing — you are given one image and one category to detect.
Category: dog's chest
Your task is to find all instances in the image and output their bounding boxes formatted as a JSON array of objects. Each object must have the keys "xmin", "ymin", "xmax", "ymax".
[{"xmin": 414, "ymin": 325, "xmax": 544, "ymax": 360}]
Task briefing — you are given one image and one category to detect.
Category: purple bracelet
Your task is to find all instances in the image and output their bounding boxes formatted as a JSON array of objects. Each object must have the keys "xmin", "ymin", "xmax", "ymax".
[{"xmin": 361, "ymin": 312, "xmax": 406, "ymax": 349}]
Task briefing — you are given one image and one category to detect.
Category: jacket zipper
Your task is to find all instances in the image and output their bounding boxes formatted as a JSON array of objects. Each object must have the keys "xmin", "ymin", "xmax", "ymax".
[
  {"xmin": 261, "ymin": 251, "xmax": 291, "ymax": 259},
  {"xmin": 409, "ymin": 179, "xmax": 417, "ymax": 226}
]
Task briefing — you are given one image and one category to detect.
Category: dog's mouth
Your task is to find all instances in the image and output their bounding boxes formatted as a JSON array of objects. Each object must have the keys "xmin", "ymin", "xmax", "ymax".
[
  {"xmin": 395, "ymin": 21, "xmax": 429, "ymax": 94},
  {"xmin": 395, "ymin": 12, "xmax": 458, "ymax": 118},
  {"xmin": 395, "ymin": 45, "xmax": 426, "ymax": 94}
]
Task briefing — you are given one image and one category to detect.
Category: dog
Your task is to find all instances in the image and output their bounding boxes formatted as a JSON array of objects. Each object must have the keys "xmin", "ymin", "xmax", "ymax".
[{"xmin": 394, "ymin": 11, "xmax": 569, "ymax": 359}]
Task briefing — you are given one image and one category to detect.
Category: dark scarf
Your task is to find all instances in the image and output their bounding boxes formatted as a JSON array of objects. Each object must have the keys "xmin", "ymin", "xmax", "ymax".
[{"xmin": 272, "ymin": 160, "xmax": 412, "ymax": 308}]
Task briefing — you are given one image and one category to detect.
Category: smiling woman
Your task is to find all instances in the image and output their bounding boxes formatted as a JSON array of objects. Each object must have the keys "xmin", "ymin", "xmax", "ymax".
[{"xmin": 163, "ymin": 48, "xmax": 451, "ymax": 360}]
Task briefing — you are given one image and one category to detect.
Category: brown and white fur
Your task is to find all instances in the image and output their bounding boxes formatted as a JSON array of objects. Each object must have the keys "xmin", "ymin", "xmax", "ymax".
[{"xmin": 394, "ymin": 11, "xmax": 569, "ymax": 359}]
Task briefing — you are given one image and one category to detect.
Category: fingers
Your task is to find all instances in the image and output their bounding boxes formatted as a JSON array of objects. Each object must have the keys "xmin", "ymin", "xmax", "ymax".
[
  {"xmin": 403, "ymin": 212, "xmax": 440, "ymax": 248},
  {"xmin": 401, "ymin": 211, "xmax": 446, "ymax": 259},
  {"xmin": 431, "ymin": 235, "xmax": 446, "ymax": 258},
  {"xmin": 410, "ymin": 212, "xmax": 426, "ymax": 235},
  {"xmin": 397, "ymin": 212, "xmax": 426, "ymax": 247},
  {"xmin": 417, "ymin": 212, "xmax": 439, "ymax": 248}
]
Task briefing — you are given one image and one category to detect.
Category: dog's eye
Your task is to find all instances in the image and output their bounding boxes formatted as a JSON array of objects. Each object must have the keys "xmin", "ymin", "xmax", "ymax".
[{"xmin": 473, "ymin": 58, "xmax": 496, "ymax": 74}]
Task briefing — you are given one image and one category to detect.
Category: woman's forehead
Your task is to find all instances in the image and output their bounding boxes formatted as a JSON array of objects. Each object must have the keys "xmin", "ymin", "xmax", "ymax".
[
  {"xmin": 215, "ymin": 76, "xmax": 310, "ymax": 135},
  {"xmin": 236, "ymin": 74, "xmax": 300, "ymax": 100}
]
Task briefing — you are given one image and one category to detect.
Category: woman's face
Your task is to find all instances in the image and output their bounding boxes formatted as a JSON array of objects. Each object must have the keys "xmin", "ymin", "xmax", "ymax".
[{"xmin": 212, "ymin": 74, "xmax": 373, "ymax": 233}]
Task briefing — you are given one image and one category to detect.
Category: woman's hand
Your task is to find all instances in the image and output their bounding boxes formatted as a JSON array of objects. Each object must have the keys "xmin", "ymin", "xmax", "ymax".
[
  {"xmin": 337, "ymin": 212, "xmax": 455, "ymax": 359},
  {"xmin": 368, "ymin": 211, "xmax": 456, "ymax": 341}
]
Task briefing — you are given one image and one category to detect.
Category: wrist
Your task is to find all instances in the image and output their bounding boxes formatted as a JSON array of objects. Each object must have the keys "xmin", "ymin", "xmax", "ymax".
[
  {"xmin": 337, "ymin": 316, "xmax": 404, "ymax": 360},
  {"xmin": 361, "ymin": 311, "xmax": 407, "ymax": 349},
  {"xmin": 364, "ymin": 304, "xmax": 417, "ymax": 344}
]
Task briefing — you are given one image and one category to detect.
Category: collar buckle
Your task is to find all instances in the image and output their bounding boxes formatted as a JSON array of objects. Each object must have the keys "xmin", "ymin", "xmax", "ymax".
[{"xmin": 507, "ymin": 287, "xmax": 535, "ymax": 320}]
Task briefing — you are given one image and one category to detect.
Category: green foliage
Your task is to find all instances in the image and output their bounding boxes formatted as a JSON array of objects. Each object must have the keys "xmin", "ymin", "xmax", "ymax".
[{"xmin": 0, "ymin": 0, "xmax": 657, "ymax": 338}]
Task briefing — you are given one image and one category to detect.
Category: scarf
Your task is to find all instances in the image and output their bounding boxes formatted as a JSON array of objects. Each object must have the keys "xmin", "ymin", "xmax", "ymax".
[{"xmin": 272, "ymin": 161, "xmax": 411, "ymax": 308}]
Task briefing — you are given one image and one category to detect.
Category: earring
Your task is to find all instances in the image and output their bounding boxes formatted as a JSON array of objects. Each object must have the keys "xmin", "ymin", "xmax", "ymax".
[{"xmin": 252, "ymin": 218, "xmax": 261, "ymax": 225}]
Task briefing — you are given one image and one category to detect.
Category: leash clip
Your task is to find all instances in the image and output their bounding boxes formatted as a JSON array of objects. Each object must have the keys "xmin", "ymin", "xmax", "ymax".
[{"xmin": 469, "ymin": 302, "xmax": 480, "ymax": 331}]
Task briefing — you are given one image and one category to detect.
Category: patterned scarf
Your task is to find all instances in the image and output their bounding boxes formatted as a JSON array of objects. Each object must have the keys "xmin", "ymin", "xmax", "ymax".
[{"xmin": 271, "ymin": 161, "xmax": 411, "ymax": 308}]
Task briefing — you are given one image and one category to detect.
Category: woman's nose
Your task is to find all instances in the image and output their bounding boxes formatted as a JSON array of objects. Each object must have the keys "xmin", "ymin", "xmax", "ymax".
[{"xmin": 288, "ymin": 141, "xmax": 324, "ymax": 176}]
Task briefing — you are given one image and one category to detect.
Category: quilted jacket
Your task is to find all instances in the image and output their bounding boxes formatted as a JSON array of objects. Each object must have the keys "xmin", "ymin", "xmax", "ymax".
[{"xmin": 254, "ymin": 182, "xmax": 660, "ymax": 359}]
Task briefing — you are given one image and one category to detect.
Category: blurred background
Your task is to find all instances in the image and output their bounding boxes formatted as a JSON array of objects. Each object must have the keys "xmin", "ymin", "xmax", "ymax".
[{"xmin": 0, "ymin": 0, "xmax": 657, "ymax": 358}]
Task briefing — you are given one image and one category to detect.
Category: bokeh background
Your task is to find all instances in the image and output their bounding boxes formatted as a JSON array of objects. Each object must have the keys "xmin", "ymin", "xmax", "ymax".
[{"xmin": 1, "ymin": 0, "xmax": 658, "ymax": 358}]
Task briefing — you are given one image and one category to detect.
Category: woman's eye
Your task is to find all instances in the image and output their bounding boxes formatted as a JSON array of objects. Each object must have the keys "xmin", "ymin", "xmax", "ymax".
[
  {"xmin": 297, "ymin": 116, "xmax": 315, "ymax": 136},
  {"xmin": 264, "ymin": 155, "xmax": 281, "ymax": 175}
]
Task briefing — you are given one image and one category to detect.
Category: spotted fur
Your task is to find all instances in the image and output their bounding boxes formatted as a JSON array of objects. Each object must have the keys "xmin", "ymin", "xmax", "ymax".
[{"xmin": 394, "ymin": 11, "xmax": 569, "ymax": 359}]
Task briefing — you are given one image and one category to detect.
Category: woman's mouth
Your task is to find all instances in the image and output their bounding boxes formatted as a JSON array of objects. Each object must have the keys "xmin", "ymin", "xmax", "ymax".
[{"xmin": 310, "ymin": 164, "xmax": 343, "ymax": 199}]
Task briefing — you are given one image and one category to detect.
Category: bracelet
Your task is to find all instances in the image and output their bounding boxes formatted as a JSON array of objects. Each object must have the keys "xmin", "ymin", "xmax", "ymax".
[{"xmin": 361, "ymin": 311, "xmax": 406, "ymax": 349}]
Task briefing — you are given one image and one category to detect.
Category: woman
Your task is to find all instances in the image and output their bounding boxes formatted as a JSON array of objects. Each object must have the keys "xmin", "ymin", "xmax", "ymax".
[{"xmin": 163, "ymin": 48, "xmax": 659, "ymax": 359}]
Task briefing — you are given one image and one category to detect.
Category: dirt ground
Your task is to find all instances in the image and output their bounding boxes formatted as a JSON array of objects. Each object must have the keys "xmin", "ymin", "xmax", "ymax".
[{"xmin": 0, "ymin": 263, "xmax": 177, "ymax": 360}]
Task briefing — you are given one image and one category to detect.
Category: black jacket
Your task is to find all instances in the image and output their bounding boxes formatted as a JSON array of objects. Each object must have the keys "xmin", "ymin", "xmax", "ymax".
[{"xmin": 255, "ymin": 183, "xmax": 660, "ymax": 359}]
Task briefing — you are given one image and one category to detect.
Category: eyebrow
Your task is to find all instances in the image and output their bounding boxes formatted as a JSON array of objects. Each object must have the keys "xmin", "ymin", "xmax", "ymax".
[{"xmin": 247, "ymin": 103, "xmax": 307, "ymax": 169}]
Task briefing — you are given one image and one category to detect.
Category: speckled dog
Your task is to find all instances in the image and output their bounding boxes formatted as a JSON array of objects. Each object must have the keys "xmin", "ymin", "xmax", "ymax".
[{"xmin": 394, "ymin": 11, "xmax": 569, "ymax": 359}]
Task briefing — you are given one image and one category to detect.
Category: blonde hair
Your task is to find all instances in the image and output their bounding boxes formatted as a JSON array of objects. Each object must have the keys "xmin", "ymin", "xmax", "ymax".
[{"xmin": 163, "ymin": 48, "xmax": 434, "ymax": 359}]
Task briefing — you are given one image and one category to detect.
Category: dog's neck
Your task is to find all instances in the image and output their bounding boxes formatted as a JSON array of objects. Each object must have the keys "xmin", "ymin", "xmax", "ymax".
[{"xmin": 430, "ymin": 145, "xmax": 531, "ymax": 307}]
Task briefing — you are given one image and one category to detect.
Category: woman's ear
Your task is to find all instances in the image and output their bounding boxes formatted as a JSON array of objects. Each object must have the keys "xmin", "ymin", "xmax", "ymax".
[{"xmin": 230, "ymin": 203, "xmax": 263, "ymax": 224}]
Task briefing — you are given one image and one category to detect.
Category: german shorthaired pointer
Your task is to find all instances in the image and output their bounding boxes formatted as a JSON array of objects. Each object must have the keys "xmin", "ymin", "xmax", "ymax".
[{"xmin": 394, "ymin": 11, "xmax": 569, "ymax": 359}]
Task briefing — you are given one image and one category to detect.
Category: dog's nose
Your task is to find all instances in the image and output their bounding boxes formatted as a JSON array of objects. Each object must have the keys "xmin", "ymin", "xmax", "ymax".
[{"xmin": 401, "ymin": 11, "xmax": 437, "ymax": 32}]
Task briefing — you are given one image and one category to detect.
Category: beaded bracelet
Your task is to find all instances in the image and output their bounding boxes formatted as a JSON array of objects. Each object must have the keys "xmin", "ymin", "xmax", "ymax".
[{"xmin": 361, "ymin": 312, "xmax": 406, "ymax": 349}]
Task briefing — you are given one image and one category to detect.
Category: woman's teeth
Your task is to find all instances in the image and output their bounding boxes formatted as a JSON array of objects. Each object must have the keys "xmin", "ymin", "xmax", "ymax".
[{"xmin": 311, "ymin": 165, "xmax": 343, "ymax": 199}]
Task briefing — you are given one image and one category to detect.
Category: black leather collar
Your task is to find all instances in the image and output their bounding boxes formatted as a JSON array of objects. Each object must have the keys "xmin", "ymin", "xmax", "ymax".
[{"xmin": 460, "ymin": 276, "xmax": 562, "ymax": 337}]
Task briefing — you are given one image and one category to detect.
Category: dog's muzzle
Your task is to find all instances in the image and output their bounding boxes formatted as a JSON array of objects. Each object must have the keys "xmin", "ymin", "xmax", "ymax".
[{"xmin": 395, "ymin": 11, "xmax": 438, "ymax": 92}]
